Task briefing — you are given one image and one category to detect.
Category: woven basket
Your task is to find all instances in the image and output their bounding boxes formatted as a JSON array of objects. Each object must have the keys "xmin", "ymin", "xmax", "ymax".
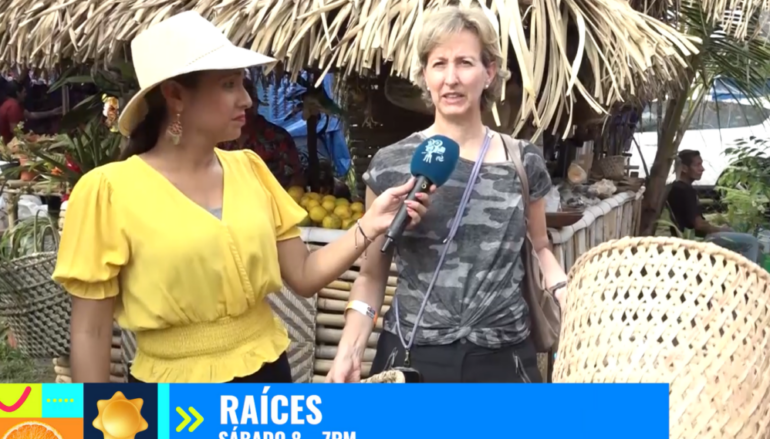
[
  {"xmin": 596, "ymin": 155, "xmax": 627, "ymax": 180},
  {"xmin": 0, "ymin": 251, "xmax": 71, "ymax": 358},
  {"xmin": 361, "ymin": 370, "xmax": 406, "ymax": 383},
  {"xmin": 554, "ymin": 236, "xmax": 770, "ymax": 439}
]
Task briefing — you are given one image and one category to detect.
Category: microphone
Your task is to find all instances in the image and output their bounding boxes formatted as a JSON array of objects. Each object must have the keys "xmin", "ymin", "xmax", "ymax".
[{"xmin": 381, "ymin": 135, "xmax": 460, "ymax": 253}]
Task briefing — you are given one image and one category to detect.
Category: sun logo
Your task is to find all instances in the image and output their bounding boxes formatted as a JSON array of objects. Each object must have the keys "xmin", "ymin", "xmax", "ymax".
[{"xmin": 92, "ymin": 391, "xmax": 148, "ymax": 439}]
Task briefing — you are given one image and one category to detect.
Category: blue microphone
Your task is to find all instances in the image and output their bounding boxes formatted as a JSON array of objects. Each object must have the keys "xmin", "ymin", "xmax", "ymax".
[{"xmin": 381, "ymin": 135, "xmax": 460, "ymax": 253}]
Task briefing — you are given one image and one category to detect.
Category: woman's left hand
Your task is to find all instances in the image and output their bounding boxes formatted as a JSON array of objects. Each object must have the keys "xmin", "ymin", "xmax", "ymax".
[{"xmin": 362, "ymin": 177, "xmax": 435, "ymax": 237}]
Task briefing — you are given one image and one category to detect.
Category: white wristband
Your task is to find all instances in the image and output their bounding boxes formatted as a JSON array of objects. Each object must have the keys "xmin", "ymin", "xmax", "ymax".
[{"xmin": 345, "ymin": 300, "xmax": 378, "ymax": 324}]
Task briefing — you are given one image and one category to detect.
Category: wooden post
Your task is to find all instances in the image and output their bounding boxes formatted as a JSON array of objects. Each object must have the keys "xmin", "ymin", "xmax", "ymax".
[
  {"xmin": 4, "ymin": 191, "xmax": 19, "ymax": 229},
  {"xmin": 307, "ymin": 115, "xmax": 320, "ymax": 192}
]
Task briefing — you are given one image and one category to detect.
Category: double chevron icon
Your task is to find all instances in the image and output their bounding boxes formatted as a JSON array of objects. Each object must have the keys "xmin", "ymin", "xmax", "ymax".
[{"xmin": 176, "ymin": 407, "xmax": 204, "ymax": 433}]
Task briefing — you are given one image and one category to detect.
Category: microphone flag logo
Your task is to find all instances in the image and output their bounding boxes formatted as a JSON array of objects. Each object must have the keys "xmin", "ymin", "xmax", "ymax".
[{"xmin": 422, "ymin": 138, "xmax": 446, "ymax": 163}]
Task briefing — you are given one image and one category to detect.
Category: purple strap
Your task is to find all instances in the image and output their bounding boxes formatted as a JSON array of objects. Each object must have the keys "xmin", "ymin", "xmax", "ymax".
[{"xmin": 393, "ymin": 128, "xmax": 493, "ymax": 365}]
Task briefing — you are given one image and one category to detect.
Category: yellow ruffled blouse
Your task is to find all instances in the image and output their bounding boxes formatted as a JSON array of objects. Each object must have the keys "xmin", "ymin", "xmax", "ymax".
[{"xmin": 52, "ymin": 149, "xmax": 308, "ymax": 383}]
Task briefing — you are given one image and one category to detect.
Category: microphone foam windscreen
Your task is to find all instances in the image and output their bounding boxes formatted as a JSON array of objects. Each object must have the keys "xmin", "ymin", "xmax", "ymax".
[{"xmin": 409, "ymin": 135, "xmax": 460, "ymax": 188}]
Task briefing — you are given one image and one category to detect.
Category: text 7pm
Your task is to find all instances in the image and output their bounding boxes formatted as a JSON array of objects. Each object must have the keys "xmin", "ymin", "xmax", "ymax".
[{"xmin": 322, "ymin": 432, "xmax": 355, "ymax": 439}]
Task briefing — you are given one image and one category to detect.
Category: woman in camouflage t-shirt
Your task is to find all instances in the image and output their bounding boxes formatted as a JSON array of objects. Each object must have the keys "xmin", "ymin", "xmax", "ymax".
[{"xmin": 327, "ymin": 4, "xmax": 569, "ymax": 383}]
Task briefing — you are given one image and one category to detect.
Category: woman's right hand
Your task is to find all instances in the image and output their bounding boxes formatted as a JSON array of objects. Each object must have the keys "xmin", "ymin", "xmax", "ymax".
[
  {"xmin": 359, "ymin": 177, "xmax": 434, "ymax": 238},
  {"xmin": 326, "ymin": 344, "xmax": 363, "ymax": 383}
]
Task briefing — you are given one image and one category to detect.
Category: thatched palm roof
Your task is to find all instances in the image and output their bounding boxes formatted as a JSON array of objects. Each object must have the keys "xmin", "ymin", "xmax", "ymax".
[
  {"xmin": 1, "ymin": 0, "xmax": 754, "ymax": 134},
  {"xmin": 631, "ymin": 0, "xmax": 770, "ymax": 38}
]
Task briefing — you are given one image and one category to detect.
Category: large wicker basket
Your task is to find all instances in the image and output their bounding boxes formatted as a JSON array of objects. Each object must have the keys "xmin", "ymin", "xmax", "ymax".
[
  {"xmin": 554, "ymin": 236, "xmax": 770, "ymax": 439},
  {"xmin": 0, "ymin": 251, "xmax": 71, "ymax": 358}
]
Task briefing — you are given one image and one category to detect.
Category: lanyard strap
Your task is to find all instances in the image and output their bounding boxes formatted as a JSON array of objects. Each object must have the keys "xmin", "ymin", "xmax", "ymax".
[{"xmin": 394, "ymin": 128, "xmax": 493, "ymax": 365}]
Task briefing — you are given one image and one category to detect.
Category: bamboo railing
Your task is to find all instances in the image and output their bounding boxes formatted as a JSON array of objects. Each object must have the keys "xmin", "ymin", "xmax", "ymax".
[{"xmin": 549, "ymin": 189, "xmax": 645, "ymax": 272}]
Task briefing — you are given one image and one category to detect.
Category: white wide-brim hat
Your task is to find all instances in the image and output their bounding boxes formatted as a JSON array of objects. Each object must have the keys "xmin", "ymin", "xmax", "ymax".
[{"xmin": 118, "ymin": 11, "xmax": 276, "ymax": 136}]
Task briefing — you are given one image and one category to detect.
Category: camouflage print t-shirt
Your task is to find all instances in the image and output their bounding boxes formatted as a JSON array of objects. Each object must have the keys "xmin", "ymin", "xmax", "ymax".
[{"xmin": 363, "ymin": 131, "xmax": 552, "ymax": 349}]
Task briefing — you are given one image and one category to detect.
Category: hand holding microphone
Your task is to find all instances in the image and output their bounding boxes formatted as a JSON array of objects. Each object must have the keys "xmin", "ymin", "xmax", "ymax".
[
  {"xmin": 355, "ymin": 135, "xmax": 460, "ymax": 251},
  {"xmin": 358, "ymin": 176, "xmax": 435, "ymax": 241},
  {"xmin": 377, "ymin": 135, "xmax": 460, "ymax": 252}
]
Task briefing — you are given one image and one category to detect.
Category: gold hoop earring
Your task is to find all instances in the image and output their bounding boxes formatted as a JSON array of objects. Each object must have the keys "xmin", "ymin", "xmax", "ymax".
[{"xmin": 167, "ymin": 113, "xmax": 182, "ymax": 145}]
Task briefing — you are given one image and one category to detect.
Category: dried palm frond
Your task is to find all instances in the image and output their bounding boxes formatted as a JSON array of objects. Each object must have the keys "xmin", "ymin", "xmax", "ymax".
[
  {"xmin": 630, "ymin": 0, "xmax": 770, "ymax": 40},
  {"xmin": 0, "ymin": 0, "xmax": 734, "ymax": 137}
]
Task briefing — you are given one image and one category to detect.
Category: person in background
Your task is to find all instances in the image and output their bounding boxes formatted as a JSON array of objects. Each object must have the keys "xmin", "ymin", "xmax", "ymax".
[
  {"xmin": 667, "ymin": 149, "xmax": 760, "ymax": 262},
  {"xmin": 23, "ymin": 79, "xmax": 64, "ymax": 136},
  {"xmin": 0, "ymin": 79, "xmax": 61, "ymax": 144},
  {"xmin": 327, "ymin": 4, "xmax": 567, "ymax": 383},
  {"xmin": 53, "ymin": 11, "xmax": 433, "ymax": 384},
  {"xmin": 219, "ymin": 79, "xmax": 305, "ymax": 188}
]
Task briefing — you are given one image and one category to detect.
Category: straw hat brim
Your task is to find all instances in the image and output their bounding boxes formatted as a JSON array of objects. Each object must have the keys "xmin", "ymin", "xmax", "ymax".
[{"xmin": 118, "ymin": 45, "xmax": 276, "ymax": 136}]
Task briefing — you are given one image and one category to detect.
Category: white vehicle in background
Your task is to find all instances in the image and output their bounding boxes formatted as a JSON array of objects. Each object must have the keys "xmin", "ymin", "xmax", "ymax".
[{"xmin": 628, "ymin": 92, "xmax": 770, "ymax": 192}]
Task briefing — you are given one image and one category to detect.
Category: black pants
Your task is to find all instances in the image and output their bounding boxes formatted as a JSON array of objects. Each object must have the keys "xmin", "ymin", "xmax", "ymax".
[
  {"xmin": 370, "ymin": 331, "xmax": 542, "ymax": 383},
  {"xmin": 128, "ymin": 352, "xmax": 293, "ymax": 383}
]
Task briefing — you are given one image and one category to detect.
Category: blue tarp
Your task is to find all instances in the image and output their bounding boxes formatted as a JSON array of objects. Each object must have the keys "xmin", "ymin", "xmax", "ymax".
[
  {"xmin": 710, "ymin": 77, "xmax": 770, "ymax": 101},
  {"xmin": 252, "ymin": 71, "xmax": 351, "ymax": 177}
]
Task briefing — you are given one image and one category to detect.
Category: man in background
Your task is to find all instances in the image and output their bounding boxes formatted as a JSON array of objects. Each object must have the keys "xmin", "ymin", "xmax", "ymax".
[{"xmin": 667, "ymin": 149, "xmax": 760, "ymax": 262}]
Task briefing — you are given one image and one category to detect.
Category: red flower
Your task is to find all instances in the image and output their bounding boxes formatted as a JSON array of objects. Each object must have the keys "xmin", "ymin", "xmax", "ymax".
[{"xmin": 65, "ymin": 154, "xmax": 81, "ymax": 173}]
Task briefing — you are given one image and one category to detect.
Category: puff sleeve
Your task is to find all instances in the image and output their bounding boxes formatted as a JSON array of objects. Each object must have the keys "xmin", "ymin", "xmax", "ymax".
[
  {"xmin": 244, "ymin": 150, "xmax": 307, "ymax": 241},
  {"xmin": 52, "ymin": 169, "xmax": 129, "ymax": 299}
]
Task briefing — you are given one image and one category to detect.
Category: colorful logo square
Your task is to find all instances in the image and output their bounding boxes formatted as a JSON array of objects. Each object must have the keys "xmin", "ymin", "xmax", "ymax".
[
  {"xmin": 83, "ymin": 384, "xmax": 157, "ymax": 439},
  {"xmin": 0, "ymin": 417, "xmax": 83, "ymax": 439},
  {"xmin": 42, "ymin": 384, "xmax": 83, "ymax": 418},
  {"xmin": 0, "ymin": 384, "xmax": 42, "ymax": 418}
]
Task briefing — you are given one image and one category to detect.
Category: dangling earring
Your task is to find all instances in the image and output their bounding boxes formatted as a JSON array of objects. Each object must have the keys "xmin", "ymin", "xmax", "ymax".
[{"xmin": 167, "ymin": 112, "xmax": 182, "ymax": 145}]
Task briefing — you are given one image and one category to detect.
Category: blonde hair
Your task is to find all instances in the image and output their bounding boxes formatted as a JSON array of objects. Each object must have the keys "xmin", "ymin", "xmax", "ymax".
[{"xmin": 412, "ymin": 4, "xmax": 511, "ymax": 111}]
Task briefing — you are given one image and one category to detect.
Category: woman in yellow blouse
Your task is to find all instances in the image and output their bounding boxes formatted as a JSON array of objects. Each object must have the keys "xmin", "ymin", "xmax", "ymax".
[{"xmin": 53, "ymin": 12, "xmax": 432, "ymax": 384}]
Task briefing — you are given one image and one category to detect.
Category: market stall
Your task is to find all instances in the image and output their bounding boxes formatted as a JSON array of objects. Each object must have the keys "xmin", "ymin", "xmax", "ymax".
[{"xmin": 0, "ymin": 0, "xmax": 701, "ymax": 383}]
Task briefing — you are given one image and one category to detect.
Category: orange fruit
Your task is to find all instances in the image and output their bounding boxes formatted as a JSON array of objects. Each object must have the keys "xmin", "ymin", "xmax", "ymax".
[{"xmin": 2, "ymin": 421, "xmax": 62, "ymax": 439}]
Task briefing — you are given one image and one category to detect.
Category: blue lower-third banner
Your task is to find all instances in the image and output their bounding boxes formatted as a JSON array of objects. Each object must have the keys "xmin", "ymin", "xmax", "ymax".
[{"xmin": 158, "ymin": 384, "xmax": 669, "ymax": 439}]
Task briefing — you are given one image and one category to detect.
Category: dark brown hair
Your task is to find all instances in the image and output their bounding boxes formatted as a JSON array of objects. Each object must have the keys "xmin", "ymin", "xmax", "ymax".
[
  {"xmin": 677, "ymin": 149, "xmax": 701, "ymax": 167},
  {"xmin": 119, "ymin": 72, "xmax": 200, "ymax": 160}
]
